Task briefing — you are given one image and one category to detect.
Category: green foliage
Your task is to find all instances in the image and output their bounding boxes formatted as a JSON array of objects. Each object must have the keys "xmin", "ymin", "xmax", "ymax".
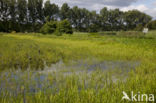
[
  {"xmin": 40, "ymin": 20, "xmax": 73, "ymax": 35},
  {"xmin": 17, "ymin": 0, "xmax": 27, "ymax": 23},
  {"xmin": 40, "ymin": 21, "xmax": 57, "ymax": 34},
  {"xmin": 124, "ymin": 10, "xmax": 152, "ymax": 30},
  {"xmin": 135, "ymin": 24, "xmax": 144, "ymax": 31},
  {"xmin": 147, "ymin": 20, "xmax": 156, "ymax": 30},
  {"xmin": 59, "ymin": 20, "xmax": 73, "ymax": 34},
  {"xmin": 54, "ymin": 23, "xmax": 63, "ymax": 36},
  {"xmin": 60, "ymin": 3, "xmax": 71, "ymax": 20},
  {"xmin": 0, "ymin": 0, "xmax": 152, "ymax": 33},
  {"xmin": 88, "ymin": 24, "xmax": 98, "ymax": 33},
  {"xmin": 44, "ymin": 1, "xmax": 59, "ymax": 20},
  {"xmin": 28, "ymin": 0, "xmax": 44, "ymax": 24}
]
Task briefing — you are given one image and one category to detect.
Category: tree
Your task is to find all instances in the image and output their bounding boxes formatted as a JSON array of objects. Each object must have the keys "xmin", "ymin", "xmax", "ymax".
[
  {"xmin": 80, "ymin": 8, "xmax": 90, "ymax": 31},
  {"xmin": 71, "ymin": 6, "xmax": 82, "ymax": 31},
  {"xmin": 44, "ymin": 1, "xmax": 59, "ymax": 21},
  {"xmin": 28, "ymin": 0, "xmax": 36, "ymax": 23},
  {"xmin": 17, "ymin": 0, "xmax": 27, "ymax": 32},
  {"xmin": 60, "ymin": 3, "xmax": 71, "ymax": 20},
  {"xmin": 8, "ymin": 0, "xmax": 17, "ymax": 22},
  {"xmin": 88, "ymin": 24, "xmax": 98, "ymax": 33},
  {"xmin": 124, "ymin": 10, "xmax": 152, "ymax": 30},
  {"xmin": 147, "ymin": 20, "xmax": 156, "ymax": 30},
  {"xmin": 108, "ymin": 9, "xmax": 124, "ymax": 31},
  {"xmin": 0, "ymin": 1, "xmax": 153, "ymax": 33},
  {"xmin": 17, "ymin": 0, "xmax": 27, "ymax": 23},
  {"xmin": 0, "ymin": 0, "xmax": 11, "ymax": 32},
  {"xmin": 100, "ymin": 7, "xmax": 109, "ymax": 31},
  {"xmin": 89, "ymin": 11, "xmax": 100, "ymax": 32},
  {"xmin": 36, "ymin": 0, "xmax": 44, "ymax": 23},
  {"xmin": 27, "ymin": 0, "xmax": 44, "ymax": 31}
]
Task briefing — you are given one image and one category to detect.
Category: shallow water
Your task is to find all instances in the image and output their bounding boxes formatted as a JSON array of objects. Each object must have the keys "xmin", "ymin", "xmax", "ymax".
[
  {"xmin": 41, "ymin": 59, "xmax": 140, "ymax": 74},
  {"xmin": 0, "ymin": 60, "xmax": 140, "ymax": 96}
]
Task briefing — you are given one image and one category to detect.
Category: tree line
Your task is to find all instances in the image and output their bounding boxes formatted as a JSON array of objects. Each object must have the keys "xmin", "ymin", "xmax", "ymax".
[{"xmin": 0, "ymin": 0, "xmax": 153, "ymax": 33}]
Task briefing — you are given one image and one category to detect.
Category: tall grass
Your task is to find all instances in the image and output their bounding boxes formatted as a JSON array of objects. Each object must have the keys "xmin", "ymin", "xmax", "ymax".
[{"xmin": 0, "ymin": 32, "xmax": 155, "ymax": 70}]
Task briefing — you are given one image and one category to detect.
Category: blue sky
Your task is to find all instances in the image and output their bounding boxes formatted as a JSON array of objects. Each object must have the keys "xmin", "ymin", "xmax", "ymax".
[{"xmin": 46, "ymin": 0, "xmax": 156, "ymax": 19}]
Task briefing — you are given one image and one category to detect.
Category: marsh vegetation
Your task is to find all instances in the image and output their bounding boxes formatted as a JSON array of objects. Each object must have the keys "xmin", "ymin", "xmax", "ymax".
[{"xmin": 0, "ymin": 31, "xmax": 155, "ymax": 103}]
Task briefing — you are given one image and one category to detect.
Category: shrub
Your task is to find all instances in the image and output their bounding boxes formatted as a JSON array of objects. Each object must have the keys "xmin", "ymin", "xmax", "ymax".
[
  {"xmin": 88, "ymin": 24, "xmax": 98, "ymax": 33},
  {"xmin": 54, "ymin": 23, "xmax": 63, "ymax": 36},
  {"xmin": 40, "ymin": 20, "xmax": 73, "ymax": 35},
  {"xmin": 40, "ymin": 21, "xmax": 57, "ymax": 34},
  {"xmin": 11, "ymin": 31, "xmax": 16, "ymax": 34},
  {"xmin": 59, "ymin": 20, "xmax": 73, "ymax": 34},
  {"xmin": 135, "ymin": 24, "xmax": 144, "ymax": 31}
]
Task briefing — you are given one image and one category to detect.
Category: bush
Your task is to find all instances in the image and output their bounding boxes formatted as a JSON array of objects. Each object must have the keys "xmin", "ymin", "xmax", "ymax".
[
  {"xmin": 54, "ymin": 23, "xmax": 63, "ymax": 36},
  {"xmin": 40, "ymin": 21, "xmax": 57, "ymax": 34},
  {"xmin": 59, "ymin": 20, "xmax": 73, "ymax": 34},
  {"xmin": 40, "ymin": 20, "xmax": 73, "ymax": 35},
  {"xmin": 135, "ymin": 24, "xmax": 144, "ymax": 31},
  {"xmin": 11, "ymin": 31, "xmax": 16, "ymax": 34},
  {"xmin": 88, "ymin": 24, "xmax": 98, "ymax": 33}
]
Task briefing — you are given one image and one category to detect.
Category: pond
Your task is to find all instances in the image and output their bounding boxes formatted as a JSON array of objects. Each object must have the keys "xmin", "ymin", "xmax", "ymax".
[{"xmin": 0, "ymin": 59, "xmax": 140, "ymax": 96}]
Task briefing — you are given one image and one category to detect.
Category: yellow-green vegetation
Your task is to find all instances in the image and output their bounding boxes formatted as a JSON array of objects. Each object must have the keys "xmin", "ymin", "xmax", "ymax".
[{"xmin": 0, "ymin": 31, "xmax": 156, "ymax": 103}]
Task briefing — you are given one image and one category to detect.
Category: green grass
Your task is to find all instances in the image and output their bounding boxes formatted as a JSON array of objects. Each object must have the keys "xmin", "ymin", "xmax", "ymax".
[{"xmin": 0, "ymin": 31, "xmax": 156, "ymax": 103}]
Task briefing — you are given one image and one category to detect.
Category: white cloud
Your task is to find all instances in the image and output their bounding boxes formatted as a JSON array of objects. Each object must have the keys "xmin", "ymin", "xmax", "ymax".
[
  {"xmin": 121, "ymin": 5, "xmax": 148, "ymax": 12},
  {"xmin": 146, "ymin": 8, "xmax": 156, "ymax": 19},
  {"xmin": 121, "ymin": 4, "xmax": 156, "ymax": 19}
]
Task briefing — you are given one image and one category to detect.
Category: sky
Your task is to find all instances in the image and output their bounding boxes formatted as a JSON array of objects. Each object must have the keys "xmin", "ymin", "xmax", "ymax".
[{"xmin": 46, "ymin": 0, "xmax": 156, "ymax": 19}]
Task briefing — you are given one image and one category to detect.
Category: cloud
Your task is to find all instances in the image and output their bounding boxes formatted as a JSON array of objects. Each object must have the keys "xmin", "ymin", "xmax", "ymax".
[
  {"xmin": 49, "ymin": 0, "xmax": 138, "ymax": 7},
  {"xmin": 154, "ymin": 1, "xmax": 156, "ymax": 6},
  {"xmin": 146, "ymin": 8, "xmax": 156, "ymax": 19},
  {"xmin": 47, "ymin": 0, "xmax": 138, "ymax": 12},
  {"xmin": 45, "ymin": 0, "xmax": 156, "ymax": 19},
  {"xmin": 121, "ymin": 4, "xmax": 156, "ymax": 19},
  {"xmin": 121, "ymin": 5, "xmax": 148, "ymax": 12}
]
